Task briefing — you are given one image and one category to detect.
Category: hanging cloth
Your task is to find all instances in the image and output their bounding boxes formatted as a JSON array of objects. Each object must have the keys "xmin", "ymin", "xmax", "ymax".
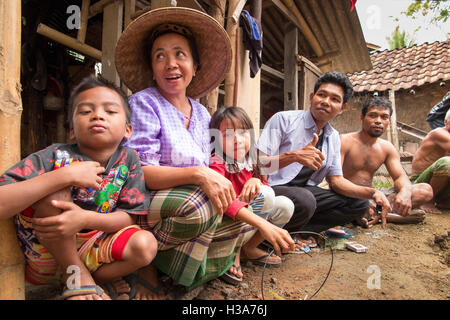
[{"xmin": 239, "ymin": 10, "xmax": 263, "ymax": 78}]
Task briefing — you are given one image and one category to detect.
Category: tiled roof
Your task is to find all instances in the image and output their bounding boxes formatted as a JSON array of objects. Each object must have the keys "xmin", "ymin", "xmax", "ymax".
[{"xmin": 348, "ymin": 39, "xmax": 450, "ymax": 93}]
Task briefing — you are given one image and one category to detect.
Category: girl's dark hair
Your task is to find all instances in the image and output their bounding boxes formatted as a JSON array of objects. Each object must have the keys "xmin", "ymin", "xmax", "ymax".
[
  {"xmin": 210, "ymin": 106, "xmax": 264, "ymax": 180},
  {"xmin": 67, "ymin": 75, "xmax": 130, "ymax": 129}
]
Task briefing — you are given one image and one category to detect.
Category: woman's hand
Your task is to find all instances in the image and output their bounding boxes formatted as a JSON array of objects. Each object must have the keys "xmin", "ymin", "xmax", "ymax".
[
  {"xmin": 239, "ymin": 178, "xmax": 262, "ymax": 203},
  {"xmin": 32, "ymin": 200, "xmax": 87, "ymax": 240},
  {"xmin": 196, "ymin": 167, "xmax": 236, "ymax": 215}
]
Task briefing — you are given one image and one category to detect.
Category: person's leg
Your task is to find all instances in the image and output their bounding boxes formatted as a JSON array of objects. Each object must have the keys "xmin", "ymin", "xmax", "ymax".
[
  {"xmin": 91, "ymin": 229, "xmax": 158, "ymax": 300},
  {"xmin": 302, "ymin": 186, "xmax": 369, "ymax": 233},
  {"xmin": 413, "ymin": 157, "xmax": 450, "ymax": 213},
  {"xmin": 272, "ymin": 185, "xmax": 316, "ymax": 233},
  {"xmin": 139, "ymin": 185, "xmax": 252, "ymax": 290},
  {"xmin": 32, "ymin": 188, "xmax": 109, "ymax": 300}
]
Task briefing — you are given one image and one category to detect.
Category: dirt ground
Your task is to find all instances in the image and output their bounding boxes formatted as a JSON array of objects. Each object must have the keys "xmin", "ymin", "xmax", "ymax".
[
  {"xmin": 25, "ymin": 210, "xmax": 449, "ymax": 301},
  {"xmin": 196, "ymin": 210, "xmax": 450, "ymax": 300}
]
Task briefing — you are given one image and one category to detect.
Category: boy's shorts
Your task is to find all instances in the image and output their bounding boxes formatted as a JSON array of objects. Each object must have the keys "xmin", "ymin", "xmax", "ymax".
[{"xmin": 15, "ymin": 213, "xmax": 141, "ymax": 285}]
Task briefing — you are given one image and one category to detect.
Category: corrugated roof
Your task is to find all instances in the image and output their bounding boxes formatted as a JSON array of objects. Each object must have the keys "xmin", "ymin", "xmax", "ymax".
[{"xmin": 349, "ymin": 39, "xmax": 450, "ymax": 93}]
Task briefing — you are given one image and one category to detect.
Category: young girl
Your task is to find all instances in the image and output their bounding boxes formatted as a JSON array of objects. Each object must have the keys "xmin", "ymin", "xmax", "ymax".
[{"xmin": 209, "ymin": 106, "xmax": 296, "ymax": 285}]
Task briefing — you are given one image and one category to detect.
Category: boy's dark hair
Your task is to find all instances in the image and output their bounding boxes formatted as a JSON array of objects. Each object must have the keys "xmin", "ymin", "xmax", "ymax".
[
  {"xmin": 67, "ymin": 75, "xmax": 131, "ymax": 129},
  {"xmin": 361, "ymin": 96, "xmax": 393, "ymax": 116},
  {"xmin": 314, "ymin": 71, "xmax": 354, "ymax": 104},
  {"xmin": 210, "ymin": 106, "xmax": 264, "ymax": 180}
]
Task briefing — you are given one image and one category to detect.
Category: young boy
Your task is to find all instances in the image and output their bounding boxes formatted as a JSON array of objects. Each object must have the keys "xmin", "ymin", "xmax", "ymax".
[{"xmin": 0, "ymin": 76, "xmax": 157, "ymax": 300}]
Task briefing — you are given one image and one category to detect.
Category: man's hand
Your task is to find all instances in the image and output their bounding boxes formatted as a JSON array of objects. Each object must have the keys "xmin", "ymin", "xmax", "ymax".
[
  {"xmin": 258, "ymin": 219, "xmax": 295, "ymax": 257},
  {"xmin": 239, "ymin": 178, "xmax": 262, "ymax": 203},
  {"xmin": 63, "ymin": 161, "xmax": 105, "ymax": 190},
  {"xmin": 296, "ymin": 133, "xmax": 325, "ymax": 170},
  {"xmin": 32, "ymin": 200, "xmax": 87, "ymax": 240},
  {"xmin": 372, "ymin": 190, "xmax": 392, "ymax": 229},
  {"xmin": 393, "ymin": 189, "xmax": 412, "ymax": 216}
]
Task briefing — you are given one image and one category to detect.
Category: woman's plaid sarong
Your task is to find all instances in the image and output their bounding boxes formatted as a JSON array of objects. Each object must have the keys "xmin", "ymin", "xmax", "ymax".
[{"xmin": 137, "ymin": 185, "xmax": 254, "ymax": 290}]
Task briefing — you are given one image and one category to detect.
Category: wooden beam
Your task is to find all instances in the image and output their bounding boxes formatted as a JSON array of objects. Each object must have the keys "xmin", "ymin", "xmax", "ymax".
[
  {"xmin": 262, "ymin": 64, "xmax": 284, "ymax": 80},
  {"xmin": 88, "ymin": 0, "xmax": 115, "ymax": 18},
  {"xmin": 124, "ymin": 0, "xmax": 136, "ymax": 28},
  {"xmin": 77, "ymin": 0, "xmax": 90, "ymax": 43},
  {"xmin": 0, "ymin": 0, "xmax": 25, "ymax": 300},
  {"xmin": 280, "ymin": 0, "xmax": 323, "ymax": 57},
  {"xmin": 296, "ymin": 55, "xmax": 321, "ymax": 77},
  {"xmin": 37, "ymin": 23, "xmax": 102, "ymax": 60},
  {"xmin": 271, "ymin": 0, "xmax": 303, "ymax": 31},
  {"xmin": 101, "ymin": 1, "xmax": 123, "ymax": 86},
  {"xmin": 225, "ymin": 0, "xmax": 239, "ymax": 106},
  {"xmin": 284, "ymin": 23, "xmax": 298, "ymax": 110},
  {"xmin": 231, "ymin": 0, "xmax": 247, "ymax": 24},
  {"xmin": 389, "ymin": 90, "xmax": 400, "ymax": 150}
]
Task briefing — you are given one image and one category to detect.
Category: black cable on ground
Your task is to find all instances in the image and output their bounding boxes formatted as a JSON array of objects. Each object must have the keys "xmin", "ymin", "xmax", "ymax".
[{"xmin": 260, "ymin": 231, "xmax": 334, "ymax": 300}]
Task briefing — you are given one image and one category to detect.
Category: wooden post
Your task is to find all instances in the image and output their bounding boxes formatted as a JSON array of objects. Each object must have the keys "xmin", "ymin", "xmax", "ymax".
[
  {"xmin": 389, "ymin": 90, "xmax": 400, "ymax": 150},
  {"xmin": 101, "ymin": 0, "xmax": 123, "ymax": 86},
  {"xmin": 0, "ymin": 0, "xmax": 25, "ymax": 300},
  {"xmin": 224, "ymin": 0, "xmax": 239, "ymax": 107},
  {"xmin": 77, "ymin": 0, "xmax": 91, "ymax": 43},
  {"xmin": 284, "ymin": 23, "xmax": 298, "ymax": 110},
  {"xmin": 201, "ymin": 0, "xmax": 227, "ymax": 114}
]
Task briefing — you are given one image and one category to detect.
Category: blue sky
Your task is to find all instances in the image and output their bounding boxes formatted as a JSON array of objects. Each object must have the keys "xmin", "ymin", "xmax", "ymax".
[{"xmin": 355, "ymin": 0, "xmax": 449, "ymax": 50}]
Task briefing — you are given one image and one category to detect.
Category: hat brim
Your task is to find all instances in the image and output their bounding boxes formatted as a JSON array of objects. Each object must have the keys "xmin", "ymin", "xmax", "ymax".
[{"xmin": 115, "ymin": 7, "xmax": 232, "ymax": 99}]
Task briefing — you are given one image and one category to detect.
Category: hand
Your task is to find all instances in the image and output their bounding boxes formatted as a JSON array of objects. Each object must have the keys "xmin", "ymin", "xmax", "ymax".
[
  {"xmin": 258, "ymin": 220, "xmax": 295, "ymax": 257},
  {"xmin": 198, "ymin": 167, "xmax": 236, "ymax": 215},
  {"xmin": 239, "ymin": 178, "xmax": 262, "ymax": 203},
  {"xmin": 32, "ymin": 200, "xmax": 87, "ymax": 240},
  {"xmin": 372, "ymin": 190, "xmax": 392, "ymax": 229},
  {"xmin": 393, "ymin": 190, "xmax": 412, "ymax": 216},
  {"xmin": 296, "ymin": 133, "xmax": 325, "ymax": 171},
  {"xmin": 63, "ymin": 161, "xmax": 105, "ymax": 190}
]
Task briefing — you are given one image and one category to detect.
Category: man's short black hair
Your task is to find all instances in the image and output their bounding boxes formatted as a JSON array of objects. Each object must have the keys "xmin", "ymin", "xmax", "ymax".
[
  {"xmin": 314, "ymin": 71, "xmax": 354, "ymax": 104},
  {"xmin": 67, "ymin": 75, "xmax": 130, "ymax": 129},
  {"xmin": 361, "ymin": 96, "xmax": 393, "ymax": 116}
]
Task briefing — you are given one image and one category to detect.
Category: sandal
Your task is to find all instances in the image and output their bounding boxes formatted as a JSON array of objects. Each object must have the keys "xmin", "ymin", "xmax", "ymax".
[
  {"xmin": 123, "ymin": 272, "xmax": 164, "ymax": 300},
  {"xmin": 61, "ymin": 285, "xmax": 105, "ymax": 300},
  {"xmin": 220, "ymin": 264, "xmax": 242, "ymax": 286}
]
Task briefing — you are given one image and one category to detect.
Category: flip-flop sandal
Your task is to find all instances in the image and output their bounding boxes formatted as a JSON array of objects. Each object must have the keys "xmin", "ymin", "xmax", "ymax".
[
  {"xmin": 124, "ymin": 272, "xmax": 164, "ymax": 300},
  {"xmin": 243, "ymin": 254, "xmax": 281, "ymax": 267},
  {"xmin": 61, "ymin": 285, "xmax": 105, "ymax": 300},
  {"xmin": 220, "ymin": 264, "xmax": 242, "ymax": 286},
  {"xmin": 287, "ymin": 244, "xmax": 311, "ymax": 254}
]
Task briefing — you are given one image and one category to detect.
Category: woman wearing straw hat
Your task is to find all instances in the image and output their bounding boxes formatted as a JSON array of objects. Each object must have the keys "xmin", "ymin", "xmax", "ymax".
[{"xmin": 115, "ymin": 7, "xmax": 253, "ymax": 297}]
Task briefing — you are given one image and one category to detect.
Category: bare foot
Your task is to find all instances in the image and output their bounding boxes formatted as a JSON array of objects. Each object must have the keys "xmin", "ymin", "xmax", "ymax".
[
  {"xmin": 101, "ymin": 278, "xmax": 131, "ymax": 300},
  {"xmin": 241, "ymin": 246, "xmax": 281, "ymax": 265},
  {"xmin": 125, "ymin": 264, "xmax": 164, "ymax": 300},
  {"xmin": 229, "ymin": 251, "xmax": 243, "ymax": 279},
  {"xmin": 62, "ymin": 270, "xmax": 111, "ymax": 300},
  {"xmin": 420, "ymin": 202, "xmax": 442, "ymax": 214}
]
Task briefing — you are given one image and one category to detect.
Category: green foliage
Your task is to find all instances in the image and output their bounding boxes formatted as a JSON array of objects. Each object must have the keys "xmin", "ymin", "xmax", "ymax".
[
  {"xmin": 404, "ymin": 0, "xmax": 449, "ymax": 23},
  {"xmin": 386, "ymin": 26, "xmax": 417, "ymax": 50}
]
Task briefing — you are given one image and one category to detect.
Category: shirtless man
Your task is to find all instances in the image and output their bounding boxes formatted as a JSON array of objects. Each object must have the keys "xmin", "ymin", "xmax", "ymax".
[
  {"xmin": 410, "ymin": 108, "xmax": 450, "ymax": 214},
  {"xmin": 341, "ymin": 96, "xmax": 433, "ymax": 226}
]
